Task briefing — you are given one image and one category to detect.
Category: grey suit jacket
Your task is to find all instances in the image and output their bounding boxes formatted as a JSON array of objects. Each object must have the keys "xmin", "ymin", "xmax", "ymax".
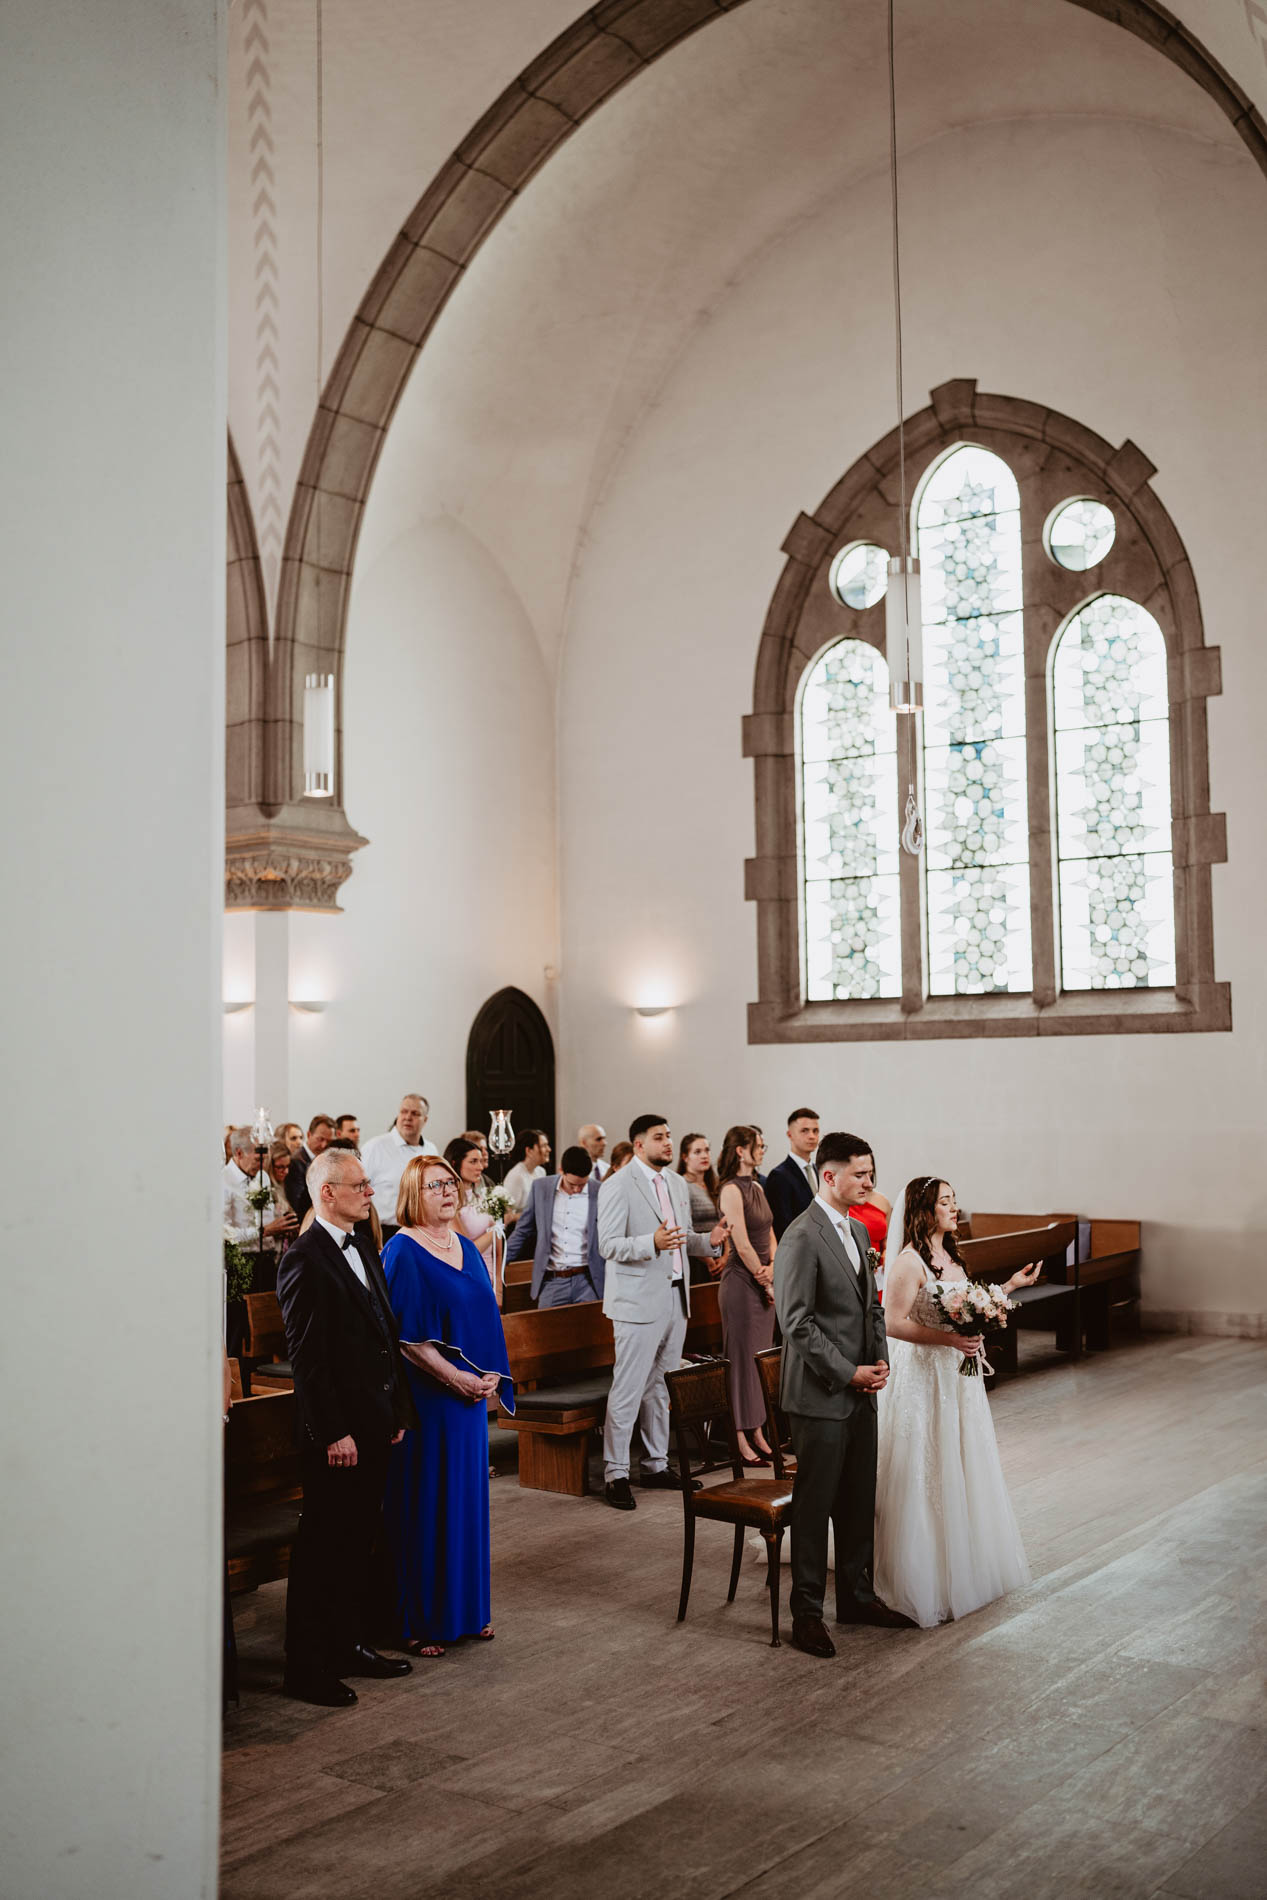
[
  {"xmin": 505, "ymin": 1175, "xmax": 606, "ymax": 1303},
  {"xmin": 597, "ymin": 1162, "xmax": 714, "ymax": 1323},
  {"xmin": 773, "ymin": 1200, "xmax": 887, "ymax": 1418}
]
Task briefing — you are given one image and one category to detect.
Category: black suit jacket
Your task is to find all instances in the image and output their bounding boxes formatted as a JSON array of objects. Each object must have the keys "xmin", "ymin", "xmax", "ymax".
[
  {"xmin": 277, "ymin": 1217, "xmax": 416, "ymax": 1451},
  {"xmin": 286, "ymin": 1145, "xmax": 315, "ymax": 1222},
  {"xmin": 766, "ymin": 1154, "xmax": 816, "ymax": 1241}
]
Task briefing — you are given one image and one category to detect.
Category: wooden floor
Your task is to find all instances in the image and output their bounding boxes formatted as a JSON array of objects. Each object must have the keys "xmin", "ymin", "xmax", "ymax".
[{"xmin": 221, "ymin": 1334, "xmax": 1267, "ymax": 1900}]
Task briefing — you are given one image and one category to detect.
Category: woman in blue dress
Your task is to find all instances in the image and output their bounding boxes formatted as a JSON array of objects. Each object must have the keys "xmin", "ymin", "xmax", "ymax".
[{"xmin": 382, "ymin": 1154, "xmax": 514, "ymax": 1656}]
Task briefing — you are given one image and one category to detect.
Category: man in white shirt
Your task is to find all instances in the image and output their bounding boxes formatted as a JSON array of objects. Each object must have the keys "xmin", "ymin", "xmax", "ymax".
[
  {"xmin": 503, "ymin": 1129, "xmax": 550, "ymax": 1216},
  {"xmin": 361, "ymin": 1094, "xmax": 435, "ymax": 1233},
  {"xmin": 223, "ymin": 1127, "xmax": 298, "ymax": 1258},
  {"xmin": 506, "ymin": 1146, "xmax": 606, "ymax": 1307},
  {"xmin": 577, "ymin": 1123, "xmax": 609, "ymax": 1181},
  {"xmin": 764, "ymin": 1107, "xmax": 821, "ymax": 1241}
]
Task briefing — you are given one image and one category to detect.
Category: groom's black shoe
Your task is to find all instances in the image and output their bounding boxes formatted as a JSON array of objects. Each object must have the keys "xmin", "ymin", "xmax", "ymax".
[
  {"xmin": 341, "ymin": 1644, "xmax": 412, "ymax": 1678},
  {"xmin": 791, "ymin": 1616, "xmax": 837, "ymax": 1659},
  {"xmin": 836, "ymin": 1599, "xmax": 917, "ymax": 1629},
  {"xmin": 605, "ymin": 1478, "xmax": 637, "ymax": 1510},
  {"xmin": 641, "ymin": 1467, "xmax": 701, "ymax": 1492}
]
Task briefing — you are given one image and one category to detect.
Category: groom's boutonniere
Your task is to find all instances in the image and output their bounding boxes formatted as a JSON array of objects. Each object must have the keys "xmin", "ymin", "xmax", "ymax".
[{"xmin": 867, "ymin": 1246, "xmax": 882, "ymax": 1277}]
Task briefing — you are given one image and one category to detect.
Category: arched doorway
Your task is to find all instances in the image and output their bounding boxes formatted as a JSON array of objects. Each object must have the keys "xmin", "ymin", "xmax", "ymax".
[{"xmin": 465, "ymin": 988, "xmax": 555, "ymax": 1167}]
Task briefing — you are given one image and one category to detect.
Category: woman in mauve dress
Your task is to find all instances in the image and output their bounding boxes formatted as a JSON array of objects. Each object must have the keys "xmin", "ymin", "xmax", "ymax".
[{"xmin": 715, "ymin": 1124, "xmax": 777, "ymax": 1467}]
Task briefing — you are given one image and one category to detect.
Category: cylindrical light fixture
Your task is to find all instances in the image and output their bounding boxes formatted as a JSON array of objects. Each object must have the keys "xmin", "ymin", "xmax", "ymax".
[
  {"xmin": 303, "ymin": 673, "xmax": 335, "ymax": 797},
  {"xmin": 887, "ymin": 556, "xmax": 922, "ymax": 711}
]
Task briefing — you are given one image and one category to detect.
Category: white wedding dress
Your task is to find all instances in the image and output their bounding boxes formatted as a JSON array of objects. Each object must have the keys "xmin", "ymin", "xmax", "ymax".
[{"xmin": 875, "ymin": 1255, "xmax": 1031, "ymax": 1627}]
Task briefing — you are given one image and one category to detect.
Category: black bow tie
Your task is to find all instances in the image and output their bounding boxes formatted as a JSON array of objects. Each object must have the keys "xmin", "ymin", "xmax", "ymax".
[{"xmin": 341, "ymin": 1232, "xmax": 357, "ymax": 1251}]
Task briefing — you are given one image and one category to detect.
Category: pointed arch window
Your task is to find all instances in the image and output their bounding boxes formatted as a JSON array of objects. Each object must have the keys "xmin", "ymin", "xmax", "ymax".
[
  {"xmin": 1053, "ymin": 595, "xmax": 1175, "ymax": 989},
  {"xmin": 759, "ymin": 383, "xmax": 1227, "ymax": 1041}
]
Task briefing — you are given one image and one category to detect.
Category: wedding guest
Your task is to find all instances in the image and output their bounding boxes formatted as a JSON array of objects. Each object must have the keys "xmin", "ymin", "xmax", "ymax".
[
  {"xmin": 676, "ymin": 1132, "xmax": 723, "ymax": 1284},
  {"xmin": 276, "ymin": 1122, "xmax": 303, "ymax": 1158},
  {"xmin": 286, "ymin": 1114, "xmax": 335, "ymax": 1223},
  {"xmin": 765, "ymin": 1108, "xmax": 821, "ymax": 1241},
  {"xmin": 222, "ymin": 1125, "xmax": 235, "ymax": 1164},
  {"xmin": 504, "ymin": 1129, "xmax": 550, "ymax": 1217},
  {"xmin": 597, "ymin": 1114, "xmax": 725, "ymax": 1509},
  {"xmin": 750, "ymin": 1127, "xmax": 769, "ymax": 1185},
  {"xmin": 277, "ymin": 1147, "xmax": 415, "ymax": 1706},
  {"xmin": 461, "ymin": 1130, "xmax": 491, "ymax": 1171},
  {"xmin": 876, "ymin": 1177, "xmax": 1037, "ymax": 1626},
  {"xmin": 328, "ymin": 1138, "xmax": 384, "ymax": 1250},
  {"xmin": 335, "ymin": 1113, "xmax": 360, "ymax": 1147},
  {"xmin": 606, "ymin": 1141, "xmax": 633, "ymax": 1176},
  {"xmin": 578, "ymin": 1124, "xmax": 610, "ymax": 1181},
  {"xmin": 715, "ymin": 1125, "xmax": 777, "ymax": 1466},
  {"xmin": 853, "ymin": 1149, "xmax": 892, "ymax": 1258},
  {"xmin": 383, "ymin": 1156, "xmax": 514, "ymax": 1654},
  {"xmin": 363, "ymin": 1095, "xmax": 431, "ymax": 1238},
  {"xmin": 224, "ymin": 1128, "xmax": 297, "ymax": 1261},
  {"xmin": 444, "ymin": 1136, "xmax": 496, "ymax": 1261},
  {"xmin": 507, "ymin": 1146, "xmax": 606, "ymax": 1307}
]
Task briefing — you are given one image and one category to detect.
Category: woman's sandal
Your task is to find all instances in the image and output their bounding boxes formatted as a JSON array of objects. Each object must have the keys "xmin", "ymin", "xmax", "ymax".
[
  {"xmin": 475, "ymin": 1625, "xmax": 495, "ymax": 1640},
  {"xmin": 404, "ymin": 1640, "xmax": 445, "ymax": 1658}
]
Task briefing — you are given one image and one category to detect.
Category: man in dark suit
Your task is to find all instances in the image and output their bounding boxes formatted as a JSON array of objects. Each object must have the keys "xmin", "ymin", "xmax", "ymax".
[
  {"xmin": 277, "ymin": 1146, "xmax": 416, "ymax": 1706},
  {"xmin": 506, "ymin": 1145, "xmax": 606, "ymax": 1307},
  {"xmin": 774, "ymin": 1130, "xmax": 912, "ymax": 1659},
  {"xmin": 764, "ymin": 1107, "xmax": 821, "ymax": 1241},
  {"xmin": 284, "ymin": 1113, "xmax": 335, "ymax": 1223}
]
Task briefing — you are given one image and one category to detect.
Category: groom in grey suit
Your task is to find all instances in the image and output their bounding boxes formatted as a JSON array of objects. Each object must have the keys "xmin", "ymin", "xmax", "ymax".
[
  {"xmin": 596, "ymin": 1113, "xmax": 726, "ymax": 1510},
  {"xmin": 774, "ymin": 1130, "xmax": 913, "ymax": 1657}
]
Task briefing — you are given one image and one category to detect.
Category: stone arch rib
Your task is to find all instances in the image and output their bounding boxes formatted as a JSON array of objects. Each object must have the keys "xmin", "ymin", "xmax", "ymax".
[{"xmin": 268, "ymin": 0, "xmax": 1267, "ymax": 841}]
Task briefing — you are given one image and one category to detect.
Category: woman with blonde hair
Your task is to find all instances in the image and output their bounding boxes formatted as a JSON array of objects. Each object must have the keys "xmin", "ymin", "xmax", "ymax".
[
  {"xmin": 381, "ymin": 1155, "xmax": 514, "ymax": 1655},
  {"xmin": 715, "ymin": 1124, "xmax": 777, "ymax": 1467}
]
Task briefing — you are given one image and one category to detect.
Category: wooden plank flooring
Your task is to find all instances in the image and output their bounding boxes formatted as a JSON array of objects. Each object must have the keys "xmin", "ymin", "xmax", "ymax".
[{"xmin": 221, "ymin": 1335, "xmax": 1267, "ymax": 1899}]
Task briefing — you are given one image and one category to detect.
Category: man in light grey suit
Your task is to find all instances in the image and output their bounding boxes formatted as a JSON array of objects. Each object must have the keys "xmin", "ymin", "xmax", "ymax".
[
  {"xmin": 774, "ymin": 1130, "xmax": 913, "ymax": 1658},
  {"xmin": 597, "ymin": 1113, "xmax": 727, "ymax": 1510}
]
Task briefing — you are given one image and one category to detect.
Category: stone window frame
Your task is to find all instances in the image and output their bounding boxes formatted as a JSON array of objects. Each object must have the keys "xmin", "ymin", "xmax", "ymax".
[{"xmin": 744, "ymin": 380, "xmax": 1230, "ymax": 1043}]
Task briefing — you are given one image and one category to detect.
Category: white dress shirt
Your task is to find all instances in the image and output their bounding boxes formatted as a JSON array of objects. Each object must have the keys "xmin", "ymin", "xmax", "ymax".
[
  {"xmin": 815, "ymin": 1192, "xmax": 861, "ymax": 1272},
  {"xmin": 549, "ymin": 1182, "xmax": 590, "ymax": 1272},
  {"xmin": 316, "ymin": 1214, "xmax": 368, "ymax": 1289},
  {"xmin": 797, "ymin": 1155, "xmax": 819, "ymax": 1194},
  {"xmin": 635, "ymin": 1156, "xmax": 684, "ymax": 1282},
  {"xmin": 504, "ymin": 1161, "xmax": 545, "ymax": 1214},
  {"xmin": 361, "ymin": 1126, "xmax": 430, "ymax": 1222},
  {"xmin": 591, "ymin": 1158, "xmax": 610, "ymax": 1182},
  {"xmin": 223, "ymin": 1158, "xmax": 263, "ymax": 1248}
]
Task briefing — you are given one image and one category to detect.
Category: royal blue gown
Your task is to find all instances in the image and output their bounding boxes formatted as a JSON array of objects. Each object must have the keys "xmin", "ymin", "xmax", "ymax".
[{"xmin": 382, "ymin": 1232, "xmax": 515, "ymax": 1643}]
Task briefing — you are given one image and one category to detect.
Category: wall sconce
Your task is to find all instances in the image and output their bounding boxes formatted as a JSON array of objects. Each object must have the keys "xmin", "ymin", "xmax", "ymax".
[
  {"xmin": 289, "ymin": 999, "xmax": 328, "ymax": 1014},
  {"xmin": 222, "ymin": 1000, "xmax": 253, "ymax": 1014},
  {"xmin": 303, "ymin": 673, "xmax": 335, "ymax": 797},
  {"xmin": 634, "ymin": 1004, "xmax": 673, "ymax": 1018}
]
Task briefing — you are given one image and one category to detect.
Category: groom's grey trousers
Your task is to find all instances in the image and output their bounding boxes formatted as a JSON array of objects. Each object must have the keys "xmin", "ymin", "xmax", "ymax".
[
  {"xmin": 603, "ymin": 1282, "xmax": 688, "ymax": 1481},
  {"xmin": 787, "ymin": 1403, "xmax": 879, "ymax": 1621}
]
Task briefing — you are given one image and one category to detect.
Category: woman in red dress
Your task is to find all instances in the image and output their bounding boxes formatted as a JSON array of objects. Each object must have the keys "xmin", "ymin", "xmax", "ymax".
[{"xmin": 851, "ymin": 1148, "xmax": 892, "ymax": 1281}]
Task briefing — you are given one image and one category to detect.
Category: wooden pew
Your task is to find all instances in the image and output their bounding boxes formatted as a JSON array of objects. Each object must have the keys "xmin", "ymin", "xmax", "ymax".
[
  {"xmin": 224, "ymin": 1389, "xmax": 302, "ymax": 1595},
  {"xmin": 967, "ymin": 1212, "xmax": 1142, "ymax": 1351},
  {"xmin": 498, "ymin": 1282, "xmax": 722, "ymax": 1496},
  {"xmin": 242, "ymin": 1291, "xmax": 293, "ymax": 1392},
  {"xmin": 958, "ymin": 1219, "xmax": 1080, "ymax": 1381}
]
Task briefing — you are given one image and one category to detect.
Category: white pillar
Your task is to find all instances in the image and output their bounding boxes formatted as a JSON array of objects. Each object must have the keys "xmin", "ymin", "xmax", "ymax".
[
  {"xmin": 0, "ymin": 4, "xmax": 225, "ymax": 1896},
  {"xmin": 253, "ymin": 911, "xmax": 293, "ymax": 1118}
]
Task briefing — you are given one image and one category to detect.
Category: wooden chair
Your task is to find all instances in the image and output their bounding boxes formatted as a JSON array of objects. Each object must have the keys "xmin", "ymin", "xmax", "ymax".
[
  {"xmin": 754, "ymin": 1347, "xmax": 794, "ymax": 1478},
  {"xmin": 242, "ymin": 1292, "xmax": 292, "ymax": 1391},
  {"xmin": 665, "ymin": 1360, "xmax": 793, "ymax": 1647}
]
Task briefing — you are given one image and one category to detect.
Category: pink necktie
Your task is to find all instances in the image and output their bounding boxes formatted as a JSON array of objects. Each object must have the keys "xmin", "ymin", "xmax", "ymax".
[{"xmin": 652, "ymin": 1171, "xmax": 684, "ymax": 1280}]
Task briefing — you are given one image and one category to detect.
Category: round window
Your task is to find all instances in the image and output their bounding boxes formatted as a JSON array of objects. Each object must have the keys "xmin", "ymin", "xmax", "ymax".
[
  {"xmin": 829, "ymin": 542, "xmax": 889, "ymax": 610},
  {"xmin": 1045, "ymin": 498, "xmax": 1115, "ymax": 571}
]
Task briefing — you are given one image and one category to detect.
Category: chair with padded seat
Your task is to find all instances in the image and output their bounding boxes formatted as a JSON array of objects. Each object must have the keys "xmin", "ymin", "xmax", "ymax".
[
  {"xmin": 754, "ymin": 1346, "xmax": 795, "ymax": 1479},
  {"xmin": 242, "ymin": 1290, "xmax": 293, "ymax": 1392},
  {"xmin": 665, "ymin": 1359, "xmax": 794, "ymax": 1647}
]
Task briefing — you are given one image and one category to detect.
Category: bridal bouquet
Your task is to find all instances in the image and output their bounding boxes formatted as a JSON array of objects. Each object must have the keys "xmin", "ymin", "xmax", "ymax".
[
  {"xmin": 930, "ymin": 1279, "xmax": 1016, "ymax": 1378},
  {"xmin": 479, "ymin": 1184, "xmax": 513, "ymax": 1224}
]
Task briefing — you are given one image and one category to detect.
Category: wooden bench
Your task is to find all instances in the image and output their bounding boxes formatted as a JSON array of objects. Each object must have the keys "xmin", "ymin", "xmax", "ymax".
[
  {"xmin": 958, "ymin": 1219, "xmax": 1080, "ymax": 1381},
  {"xmin": 224, "ymin": 1389, "xmax": 302, "ymax": 1595},
  {"xmin": 498, "ymin": 1282, "xmax": 723, "ymax": 1496},
  {"xmin": 241, "ymin": 1291, "xmax": 293, "ymax": 1392},
  {"xmin": 968, "ymin": 1212, "xmax": 1142, "ymax": 1353}
]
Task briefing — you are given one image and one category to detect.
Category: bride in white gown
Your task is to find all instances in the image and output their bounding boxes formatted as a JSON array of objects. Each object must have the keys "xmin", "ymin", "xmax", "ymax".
[{"xmin": 875, "ymin": 1176, "xmax": 1037, "ymax": 1628}]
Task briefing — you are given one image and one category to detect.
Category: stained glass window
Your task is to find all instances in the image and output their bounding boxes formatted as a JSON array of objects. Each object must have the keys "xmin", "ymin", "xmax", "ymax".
[
  {"xmin": 1053, "ymin": 595, "xmax": 1174, "ymax": 988},
  {"xmin": 917, "ymin": 446, "xmax": 1032, "ymax": 994},
  {"xmin": 801, "ymin": 639, "xmax": 900, "ymax": 999}
]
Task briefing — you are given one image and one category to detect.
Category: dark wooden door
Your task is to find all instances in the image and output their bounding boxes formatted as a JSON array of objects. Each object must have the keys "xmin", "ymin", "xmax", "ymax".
[{"xmin": 465, "ymin": 988, "xmax": 555, "ymax": 1164}]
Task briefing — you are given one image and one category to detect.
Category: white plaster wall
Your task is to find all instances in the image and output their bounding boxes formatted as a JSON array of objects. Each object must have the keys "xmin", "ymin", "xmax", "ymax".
[
  {"xmin": 556, "ymin": 114, "xmax": 1267, "ymax": 1322},
  {"xmin": 282, "ymin": 513, "xmax": 558, "ymax": 1143},
  {"xmin": 0, "ymin": 2, "xmax": 225, "ymax": 1893}
]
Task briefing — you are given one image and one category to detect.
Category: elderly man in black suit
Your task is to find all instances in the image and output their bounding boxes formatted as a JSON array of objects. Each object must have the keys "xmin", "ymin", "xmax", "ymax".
[
  {"xmin": 763, "ymin": 1107, "xmax": 821, "ymax": 1241},
  {"xmin": 277, "ymin": 1146, "xmax": 416, "ymax": 1706},
  {"xmin": 506, "ymin": 1145, "xmax": 606, "ymax": 1307}
]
